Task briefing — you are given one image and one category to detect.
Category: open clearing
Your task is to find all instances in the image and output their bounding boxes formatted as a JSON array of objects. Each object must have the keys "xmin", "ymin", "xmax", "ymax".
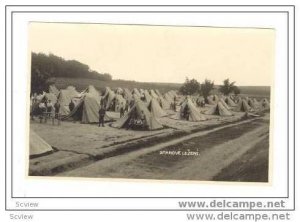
[{"xmin": 30, "ymin": 111, "xmax": 270, "ymax": 182}]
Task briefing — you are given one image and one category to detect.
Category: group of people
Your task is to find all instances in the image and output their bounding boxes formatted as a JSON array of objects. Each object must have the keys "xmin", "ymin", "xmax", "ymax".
[
  {"xmin": 127, "ymin": 109, "xmax": 148, "ymax": 130},
  {"xmin": 30, "ymin": 95, "xmax": 61, "ymax": 125}
]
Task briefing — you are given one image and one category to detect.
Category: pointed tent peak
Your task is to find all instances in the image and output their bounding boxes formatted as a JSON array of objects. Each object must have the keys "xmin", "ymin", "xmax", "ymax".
[
  {"xmin": 204, "ymin": 101, "xmax": 233, "ymax": 116},
  {"xmin": 113, "ymin": 94, "xmax": 127, "ymax": 112},
  {"xmin": 142, "ymin": 90, "xmax": 152, "ymax": 103},
  {"xmin": 158, "ymin": 95, "xmax": 171, "ymax": 110},
  {"xmin": 49, "ymin": 84, "xmax": 59, "ymax": 96},
  {"xmin": 248, "ymin": 98, "xmax": 261, "ymax": 109},
  {"xmin": 102, "ymin": 86, "xmax": 112, "ymax": 97},
  {"xmin": 63, "ymin": 93, "xmax": 113, "ymax": 123},
  {"xmin": 105, "ymin": 90, "xmax": 116, "ymax": 110},
  {"xmin": 207, "ymin": 96, "xmax": 216, "ymax": 105},
  {"xmin": 225, "ymin": 96, "xmax": 237, "ymax": 107},
  {"xmin": 123, "ymin": 88, "xmax": 133, "ymax": 101},
  {"xmin": 148, "ymin": 98, "xmax": 168, "ymax": 117},
  {"xmin": 150, "ymin": 89, "xmax": 159, "ymax": 98},
  {"xmin": 235, "ymin": 99, "xmax": 253, "ymax": 112},
  {"xmin": 155, "ymin": 89, "xmax": 163, "ymax": 97},
  {"xmin": 113, "ymin": 99, "xmax": 163, "ymax": 130},
  {"xmin": 115, "ymin": 87, "xmax": 124, "ymax": 95},
  {"xmin": 179, "ymin": 97, "xmax": 207, "ymax": 121},
  {"xmin": 132, "ymin": 88, "xmax": 141, "ymax": 97},
  {"xmin": 86, "ymin": 85, "xmax": 100, "ymax": 98},
  {"xmin": 261, "ymin": 98, "xmax": 270, "ymax": 109}
]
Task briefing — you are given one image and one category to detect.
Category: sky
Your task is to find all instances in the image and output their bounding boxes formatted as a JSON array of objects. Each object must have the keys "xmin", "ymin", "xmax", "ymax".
[{"xmin": 29, "ymin": 22, "xmax": 275, "ymax": 86}]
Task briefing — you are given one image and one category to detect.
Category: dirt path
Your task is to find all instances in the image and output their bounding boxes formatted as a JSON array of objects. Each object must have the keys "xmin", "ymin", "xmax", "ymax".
[{"xmin": 58, "ymin": 117, "xmax": 269, "ymax": 181}]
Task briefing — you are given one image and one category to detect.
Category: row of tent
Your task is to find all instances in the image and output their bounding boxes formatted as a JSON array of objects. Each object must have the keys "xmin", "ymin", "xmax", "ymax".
[
  {"xmin": 34, "ymin": 84, "xmax": 270, "ymax": 127},
  {"xmin": 32, "ymin": 84, "xmax": 178, "ymax": 125}
]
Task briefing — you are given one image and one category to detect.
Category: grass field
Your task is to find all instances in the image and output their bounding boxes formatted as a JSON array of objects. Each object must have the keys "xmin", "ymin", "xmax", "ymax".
[{"xmin": 52, "ymin": 77, "xmax": 270, "ymax": 97}]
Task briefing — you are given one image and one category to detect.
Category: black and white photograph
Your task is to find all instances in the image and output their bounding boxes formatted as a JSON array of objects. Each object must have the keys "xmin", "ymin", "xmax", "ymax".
[{"xmin": 28, "ymin": 22, "xmax": 274, "ymax": 182}]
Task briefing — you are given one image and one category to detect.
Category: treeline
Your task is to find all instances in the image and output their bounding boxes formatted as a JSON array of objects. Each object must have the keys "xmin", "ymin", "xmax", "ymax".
[
  {"xmin": 31, "ymin": 52, "xmax": 112, "ymax": 93},
  {"xmin": 179, "ymin": 77, "xmax": 241, "ymax": 102}
]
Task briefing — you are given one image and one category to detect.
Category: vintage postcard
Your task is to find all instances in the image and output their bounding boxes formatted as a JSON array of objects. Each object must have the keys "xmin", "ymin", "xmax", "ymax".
[{"xmin": 28, "ymin": 22, "xmax": 274, "ymax": 182}]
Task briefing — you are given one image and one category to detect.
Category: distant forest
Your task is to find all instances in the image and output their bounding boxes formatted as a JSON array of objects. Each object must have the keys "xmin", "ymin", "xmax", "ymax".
[{"xmin": 31, "ymin": 52, "xmax": 112, "ymax": 93}]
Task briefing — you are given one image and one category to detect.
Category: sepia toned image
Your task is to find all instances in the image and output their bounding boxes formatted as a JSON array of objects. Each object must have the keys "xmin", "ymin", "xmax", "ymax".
[{"xmin": 28, "ymin": 22, "xmax": 274, "ymax": 182}]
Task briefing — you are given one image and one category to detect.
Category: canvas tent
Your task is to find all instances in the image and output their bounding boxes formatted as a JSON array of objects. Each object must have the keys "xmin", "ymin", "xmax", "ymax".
[
  {"xmin": 204, "ymin": 102, "xmax": 233, "ymax": 116},
  {"xmin": 63, "ymin": 93, "xmax": 113, "ymax": 123},
  {"xmin": 132, "ymin": 88, "xmax": 141, "ymax": 97},
  {"xmin": 102, "ymin": 87, "xmax": 111, "ymax": 97},
  {"xmin": 234, "ymin": 99, "xmax": 253, "ymax": 112},
  {"xmin": 207, "ymin": 96, "xmax": 216, "ymax": 105},
  {"xmin": 158, "ymin": 96, "xmax": 171, "ymax": 110},
  {"xmin": 219, "ymin": 98, "xmax": 231, "ymax": 110},
  {"xmin": 85, "ymin": 85, "xmax": 100, "ymax": 99},
  {"xmin": 142, "ymin": 90, "xmax": 152, "ymax": 103},
  {"xmin": 105, "ymin": 90, "xmax": 116, "ymax": 110},
  {"xmin": 261, "ymin": 98, "xmax": 270, "ymax": 109},
  {"xmin": 164, "ymin": 92, "xmax": 174, "ymax": 103},
  {"xmin": 155, "ymin": 89, "xmax": 163, "ymax": 97},
  {"xmin": 150, "ymin": 89, "xmax": 159, "ymax": 99},
  {"xmin": 113, "ymin": 94, "xmax": 127, "ymax": 112},
  {"xmin": 30, "ymin": 130, "xmax": 53, "ymax": 158},
  {"xmin": 179, "ymin": 98, "xmax": 207, "ymax": 121},
  {"xmin": 44, "ymin": 93, "xmax": 57, "ymax": 104},
  {"xmin": 115, "ymin": 87, "xmax": 124, "ymax": 95},
  {"xmin": 49, "ymin": 84, "xmax": 59, "ymax": 96},
  {"xmin": 225, "ymin": 97, "xmax": 237, "ymax": 107},
  {"xmin": 123, "ymin": 88, "xmax": 133, "ymax": 101},
  {"xmin": 148, "ymin": 98, "xmax": 167, "ymax": 117},
  {"xmin": 248, "ymin": 98, "xmax": 261, "ymax": 109},
  {"xmin": 113, "ymin": 100, "xmax": 163, "ymax": 130},
  {"xmin": 57, "ymin": 89, "xmax": 78, "ymax": 115}
]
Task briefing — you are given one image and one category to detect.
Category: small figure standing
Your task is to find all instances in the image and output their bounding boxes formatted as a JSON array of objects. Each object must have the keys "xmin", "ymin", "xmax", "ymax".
[
  {"xmin": 98, "ymin": 106, "xmax": 106, "ymax": 127},
  {"xmin": 54, "ymin": 101, "xmax": 61, "ymax": 125}
]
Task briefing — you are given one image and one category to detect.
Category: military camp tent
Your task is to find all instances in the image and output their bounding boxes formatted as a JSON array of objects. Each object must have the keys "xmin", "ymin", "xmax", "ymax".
[
  {"xmin": 85, "ymin": 85, "xmax": 100, "ymax": 99},
  {"xmin": 179, "ymin": 98, "xmax": 207, "ymax": 121},
  {"xmin": 261, "ymin": 98, "xmax": 270, "ymax": 109},
  {"xmin": 142, "ymin": 90, "xmax": 152, "ymax": 103},
  {"xmin": 115, "ymin": 87, "xmax": 124, "ymax": 95},
  {"xmin": 207, "ymin": 96, "xmax": 216, "ymax": 105},
  {"xmin": 158, "ymin": 96, "xmax": 171, "ymax": 110},
  {"xmin": 148, "ymin": 98, "xmax": 168, "ymax": 117},
  {"xmin": 219, "ymin": 98, "xmax": 231, "ymax": 110},
  {"xmin": 30, "ymin": 130, "xmax": 53, "ymax": 158},
  {"xmin": 204, "ymin": 102, "xmax": 233, "ymax": 116},
  {"xmin": 132, "ymin": 88, "xmax": 141, "ymax": 97},
  {"xmin": 234, "ymin": 99, "xmax": 253, "ymax": 112},
  {"xmin": 113, "ymin": 100, "xmax": 163, "ymax": 130},
  {"xmin": 49, "ymin": 84, "xmax": 59, "ymax": 96},
  {"xmin": 212, "ymin": 95, "xmax": 219, "ymax": 101},
  {"xmin": 164, "ymin": 92, "xmax": 174, "ymax": 103},
  {"xmin": 105, "ymin": 90, "xmax": 116, "ymax": 110},
  {"xmin": 155, "ymin": 89, "xmax": 163, "ymax": 97},
  {"xmin": 63, "ymin": 93, "xmax": 113, "ymax": 123},
  {"xmin": 113, "ymin": 94, "xmax": 127, "ymax": 112},
  {"xmin": 123, "ymin": 88, "xmax": 133, "ymax": 101},
  {"xmin": 150, "ymin": 89, "xmax": 159, "ymax": 99},
  {"xmin": 248, "ymin": 98, "xmax": 261, "ymax": 109},
  {"xmin": 102, "ymin": 87, "xmax": 112, "ymax": 97},
  {"xmin": 44, "ymin": 93, "xmax": 57, "ymax": 104},
  {"xmin": 57, "ymin": 89, "xmax": 78, "ymax": 115},
  {"xmin": 225, "ymin": 97, "xmax": 237, "ymax": 107}
]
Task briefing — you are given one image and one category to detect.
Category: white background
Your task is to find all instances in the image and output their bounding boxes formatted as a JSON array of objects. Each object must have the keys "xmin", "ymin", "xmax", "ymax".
[{"xmin": 1, "ymin": 1, "xmax": 298, "ymax": 222}]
